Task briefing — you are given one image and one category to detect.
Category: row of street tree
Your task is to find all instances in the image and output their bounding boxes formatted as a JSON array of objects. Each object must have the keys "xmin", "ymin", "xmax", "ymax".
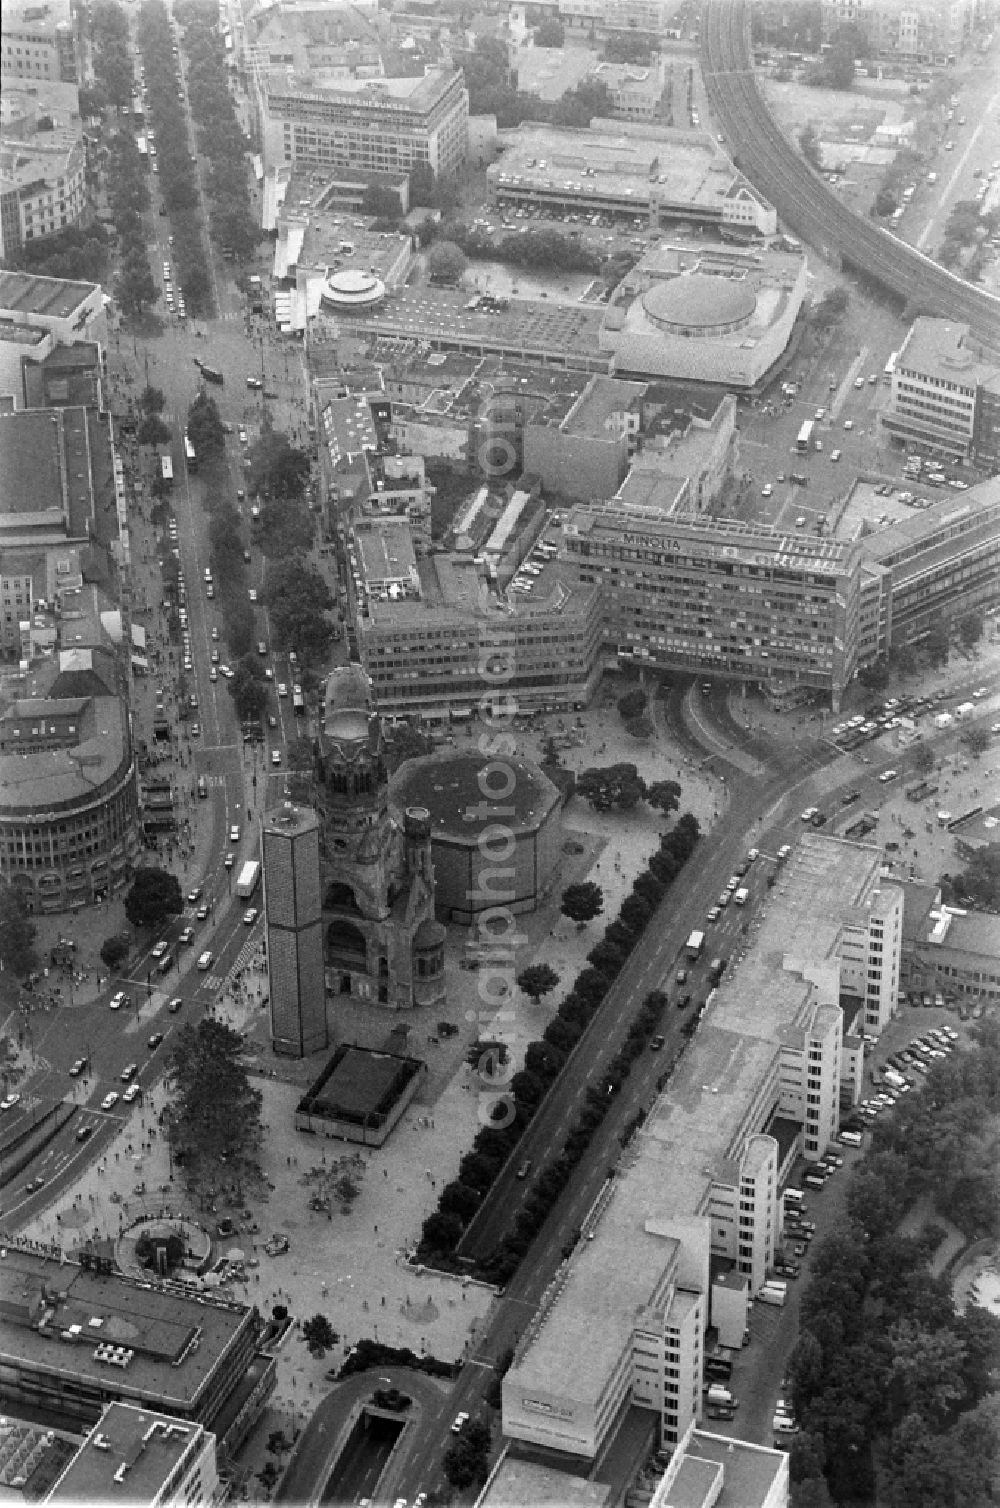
[
  {"xmin": 175, "ymin": 0, "xmax": 259, "ymax": 261},
  {"xmin": 418, "ymin": 811, "xmax": 701, "ymax": 1283},
  {"xmin": 137, "ymin": 0, "xmax": 213, "ymax": 316}
]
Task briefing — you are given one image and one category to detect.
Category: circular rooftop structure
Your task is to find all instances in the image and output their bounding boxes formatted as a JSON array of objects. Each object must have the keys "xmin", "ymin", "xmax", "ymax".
[
  {"xmin": 641, "ymin": 273, "xmax": 756, "ymax": 338},
  {"xmin": 320, "ymin": 268, "xmax": 386, "ymax": 312}
]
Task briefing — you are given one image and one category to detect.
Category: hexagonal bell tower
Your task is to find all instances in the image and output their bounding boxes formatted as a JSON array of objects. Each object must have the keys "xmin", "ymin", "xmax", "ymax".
[{"xmin": 315, "ymin": 667, "xmax": 441, "ymax": 1009}]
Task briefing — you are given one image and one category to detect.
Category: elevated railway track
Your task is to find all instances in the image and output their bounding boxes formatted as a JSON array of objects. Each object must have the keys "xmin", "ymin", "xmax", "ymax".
[{"xmin": 701, "ymin": 0, "xmax": 1000, "ymax": 351}]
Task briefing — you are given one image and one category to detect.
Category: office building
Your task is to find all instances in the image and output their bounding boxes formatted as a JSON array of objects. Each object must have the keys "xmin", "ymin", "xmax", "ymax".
[
  {"xmin": 902, "ymin": 886, "xmax": 1000, "ymax": 1007},
  {"xmin": 880, "ymin": 318, "xmax": 998, "ymax": 459},
  {"xmin": 561, "ymin": 501, "xmax": 861, "ymax": 708},
  {"xmin": 480, "ymin": 1425, "xmax": 789, "ymax": 1508},
  {"xmin": 502, "ymin": 834, "xmax": 901, "ymax": 1463},
  {"xmin": 856, "ymin": 482, "xmax": 1000, "ymax": 653},
  {"xmin": 487, "ymin": 122, "xmax": 777, "ymax": 237},
  {"xmin": 509, "ymin": 0, "xmax": 696, "ymax": 44},
  {"xmin": 0, "ymin": 271, "xmax": 106, "ymax": 350},
  {"xmin": 260, "ymin": 68, "xmax": 468, "ymax": 181},
  {"xmin": 263, "ymin": 803, "xmax": 328, "ymax": 1058},
  {"xmin": 1, "ymin": 1, "xmax": 79, "ymax": 82},
  {"xmin": 353, "ymin": 519, "xmax": 603, "ymax": 719},
  {"xmin": 43, "ymin": 1402, "xmax": 219, "ymax": 1506},
  {"xmin": 0, "ymin": 1243, "xmax": 275, "ymax": 1457}
]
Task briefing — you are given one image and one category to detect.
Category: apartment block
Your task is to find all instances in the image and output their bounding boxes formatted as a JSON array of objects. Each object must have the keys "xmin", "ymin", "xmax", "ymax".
[
  {"xmin": 561, "ymin": 502, "xmax": 862, "ymax": 708},
  {"xmin": 502, "ymin": 834, "xmax": 900, "ymax": 1465},
  {"xmin": 1, "ymin": 1, "xmax": 79, "ymax": 82},
  {"xmin": 821, "ymin": 0, "xmax": 973, "ymax": 60},
  {"xmin": 0, "ymin": 137, "xmax": 87, "ymax": 260},
  {"xmin": 261, "ymin": 68, "xmax": 468, "ymax": 180}
]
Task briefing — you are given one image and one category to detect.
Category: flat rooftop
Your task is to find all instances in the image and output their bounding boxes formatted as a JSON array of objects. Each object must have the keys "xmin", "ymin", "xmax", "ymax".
[
  {"xmin": 566, "ymin": 502, "xmax": 858, "ymax": 574},
  {"xmin": 511, "ymin": 834, "xmax": 885, "ymax": 1404},
  {"xmin": 344, "ymin": 287, "xmax": 607, "ymax": 362},
  {"xmin": 0, "ymin": 1248, "xmax": 252, "ymax": 1410},
  {"xmin": 354, "ymin": 517, "xmax": 418, "ymax": 585},
  {"xmin": 482, "ymin": 1454, "xmax": 612, "ymax": 1508},
  {"xmin": 489, "ymin": 122, "xmax": 748, "ymax": 214},
  {"xmin": 308, "ymin": 1045, "xmax": 416, "ymax": 1119},
  {"xmin": 665, "ymin": 1431, "xmax": 787, "ymax": 1507},
  {"xmin": 840, "ymin": 475, "xmax": 1000, "ymax": 563},
  {"xmin": 265, "ymin": 66, "xmax": 459, "ymax": 112},
  {"xmin": 0, "ymin": 409, "xmax": 65, "ymax": 519},
  {"xmin": 391, "ymin": 751, "xmax": 560, "ymax": 837},
  {"xmin": 896, "ymin": 317, "xmax": 997, "ymax": 385},
  {"xmin": 562, "ymin": 375, "xmax": 646, "ymax": 436},
  {"xmin": 45, "ymin": 1404, "xmax": 206, "ymax": 1504},
  {"xmin": 0, "ymin": 271, "xmax": 97, "ymax": 322}
]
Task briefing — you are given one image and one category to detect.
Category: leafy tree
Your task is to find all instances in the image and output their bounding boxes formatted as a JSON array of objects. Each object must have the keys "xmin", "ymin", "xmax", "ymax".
[
  {"xmin": 0, "ymin": 883, "xmax": 37, "ymax": 978},
  {"xmin": 361, "ymin": 183, "xmax": 404, "ymax": 219},
  {"xmin": 138, "ymin": 414, "xmax": 172, "ymax": 448},
  {"xmin": 576, "ymin": 763, "xmax": 647, "ymax": 811},
  {"xmin": 139, "ymin": 385, "xmax": 167, "ymax": 414},
  {"xmin": 427, "ymin": 240, "xmax": 468, "ymax": 284},
  {"xmin": 165, "ymin": 1018, "xmax": 264, "ymax": 1201},
  {"xmin": 100, "ymin": 934, "xmax": 130, "ymax": 971},
  {"xmin": 924, "ymin": 619, "xmax": 950, "ymax": 667},
  {"xmin": 266, "ymin": 1429, "xmax": 290, "ymax": 1455},
  {"xmin": 912, "ymin": 741, "xmax": 935, "ymax": 775},
  {"xmin": 958, "ymin": 611, "xmax": 983, "ymax": 649},
  {"xmin": 533, "ymin": 17, "xmax": 565, "ymax": 45},
  {"xmin": 560, "ymin": 881, "xmax": 604, "ymax": 927},
  {"xmin": 117, "ymin": 250, "xmax": 159, "ymax": 317},
  {"xmin": 875, "ymin": 187, "xmax": 898, "ymax": 217},
  {"xmin": 647, "ymin": 779, "xmax": 681, "ymax": 816},
  {"xmin": 617, "ymin": 687, "xmax": 648, "ymax": 720},
  {"xmin": 264, "ymin": 556, "xmax": 334, "ymax": 665},
  {"xmin": 257, "ymin": 1461, "xmax": 279, "ymax": 1492},
  {"xmin": 124, "ymin": 867, "xmax": 183, "ymax": 931},
  {"xmin": 888, "ymin": 1318, "xmax": 967, "ymax": 1426},
  {"xmin": 799, "ymin": 122, "xmax": 822, "ymax": 169},
  {"xmin": 962, "ymin": 726, "xmax": 991, "ymax": 757},
  {"xmin": 517, "ymin": 963, "xmax": 560, "ymax": 1001},
  {"xmin": 228, "ymin": 658, "xmax": 270, "ymax": 722},
  {"xmin": 302, "ymin": 1314, "xmax": 337, "ymax": 1356},
  {"xmin": 421, "ymin": 1209, "xmax": 464, "ymax": 1251},
  {"xmin": 248, "ymin": 430, "xmax": 311, "ymax": 503},
  {"xmin": 186, "ymin": 392, "xmax": 226, "ymax": 463}
]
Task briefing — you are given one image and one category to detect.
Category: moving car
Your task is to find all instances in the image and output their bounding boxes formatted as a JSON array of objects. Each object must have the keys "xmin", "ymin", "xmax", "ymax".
[{"xmin": 101, "ymin": 1091, "xmax": 120, "ymax": 1111}]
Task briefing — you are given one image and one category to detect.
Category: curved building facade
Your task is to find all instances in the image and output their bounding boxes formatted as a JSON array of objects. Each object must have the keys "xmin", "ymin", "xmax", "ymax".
[{"xmin": 0, "ymin": 695, "xmax": 141, "ymax": 912}]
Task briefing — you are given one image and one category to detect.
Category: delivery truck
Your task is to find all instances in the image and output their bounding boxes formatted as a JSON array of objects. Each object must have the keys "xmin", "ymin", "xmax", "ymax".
[
  {"xmin": 685, "ymin": 930, "xmax": 705, "ymax": 958},
  {"xmin": 236, "ymin": 860, "xmax": 260, "ymax": 899}
]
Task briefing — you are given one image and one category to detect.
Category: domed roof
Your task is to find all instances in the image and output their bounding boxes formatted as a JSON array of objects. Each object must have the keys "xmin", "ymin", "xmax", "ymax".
[
  {"xmin": 414, "ymin": 917, "xmax": 446, "ymax": 949},
  {"xmin": 642, "ymin": 273, "xmax": 756, "ymax": 331},
  {"xmin": 320, "ymin": 268, "xmax": 386, "ymax": 310}
]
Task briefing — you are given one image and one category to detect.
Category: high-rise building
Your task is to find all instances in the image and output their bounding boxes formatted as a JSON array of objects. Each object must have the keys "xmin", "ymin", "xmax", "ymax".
[
  {"xmin": 259, "ymin": 68, "xmax": 468, "ymax": 180},
  {"xmin": 262, "ymin": 804, "xmax": 328, "ymax": 1057}
]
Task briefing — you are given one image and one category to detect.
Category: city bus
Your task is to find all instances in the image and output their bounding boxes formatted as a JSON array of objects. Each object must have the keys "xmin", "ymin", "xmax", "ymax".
[
  {"xmin": 883, "ymin": 351, "xmax": 897, "ymax": 385},
  {"xmin": 160, "ymin": 454, "xmax": 174, "ymax": 486},
  {"xmin": 796, "ymin": 420, "xmax": 814, "ymax": 453},
  {"xmin": 184, "ymin": 431, "xmax": 197, "ymax": 471}
]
